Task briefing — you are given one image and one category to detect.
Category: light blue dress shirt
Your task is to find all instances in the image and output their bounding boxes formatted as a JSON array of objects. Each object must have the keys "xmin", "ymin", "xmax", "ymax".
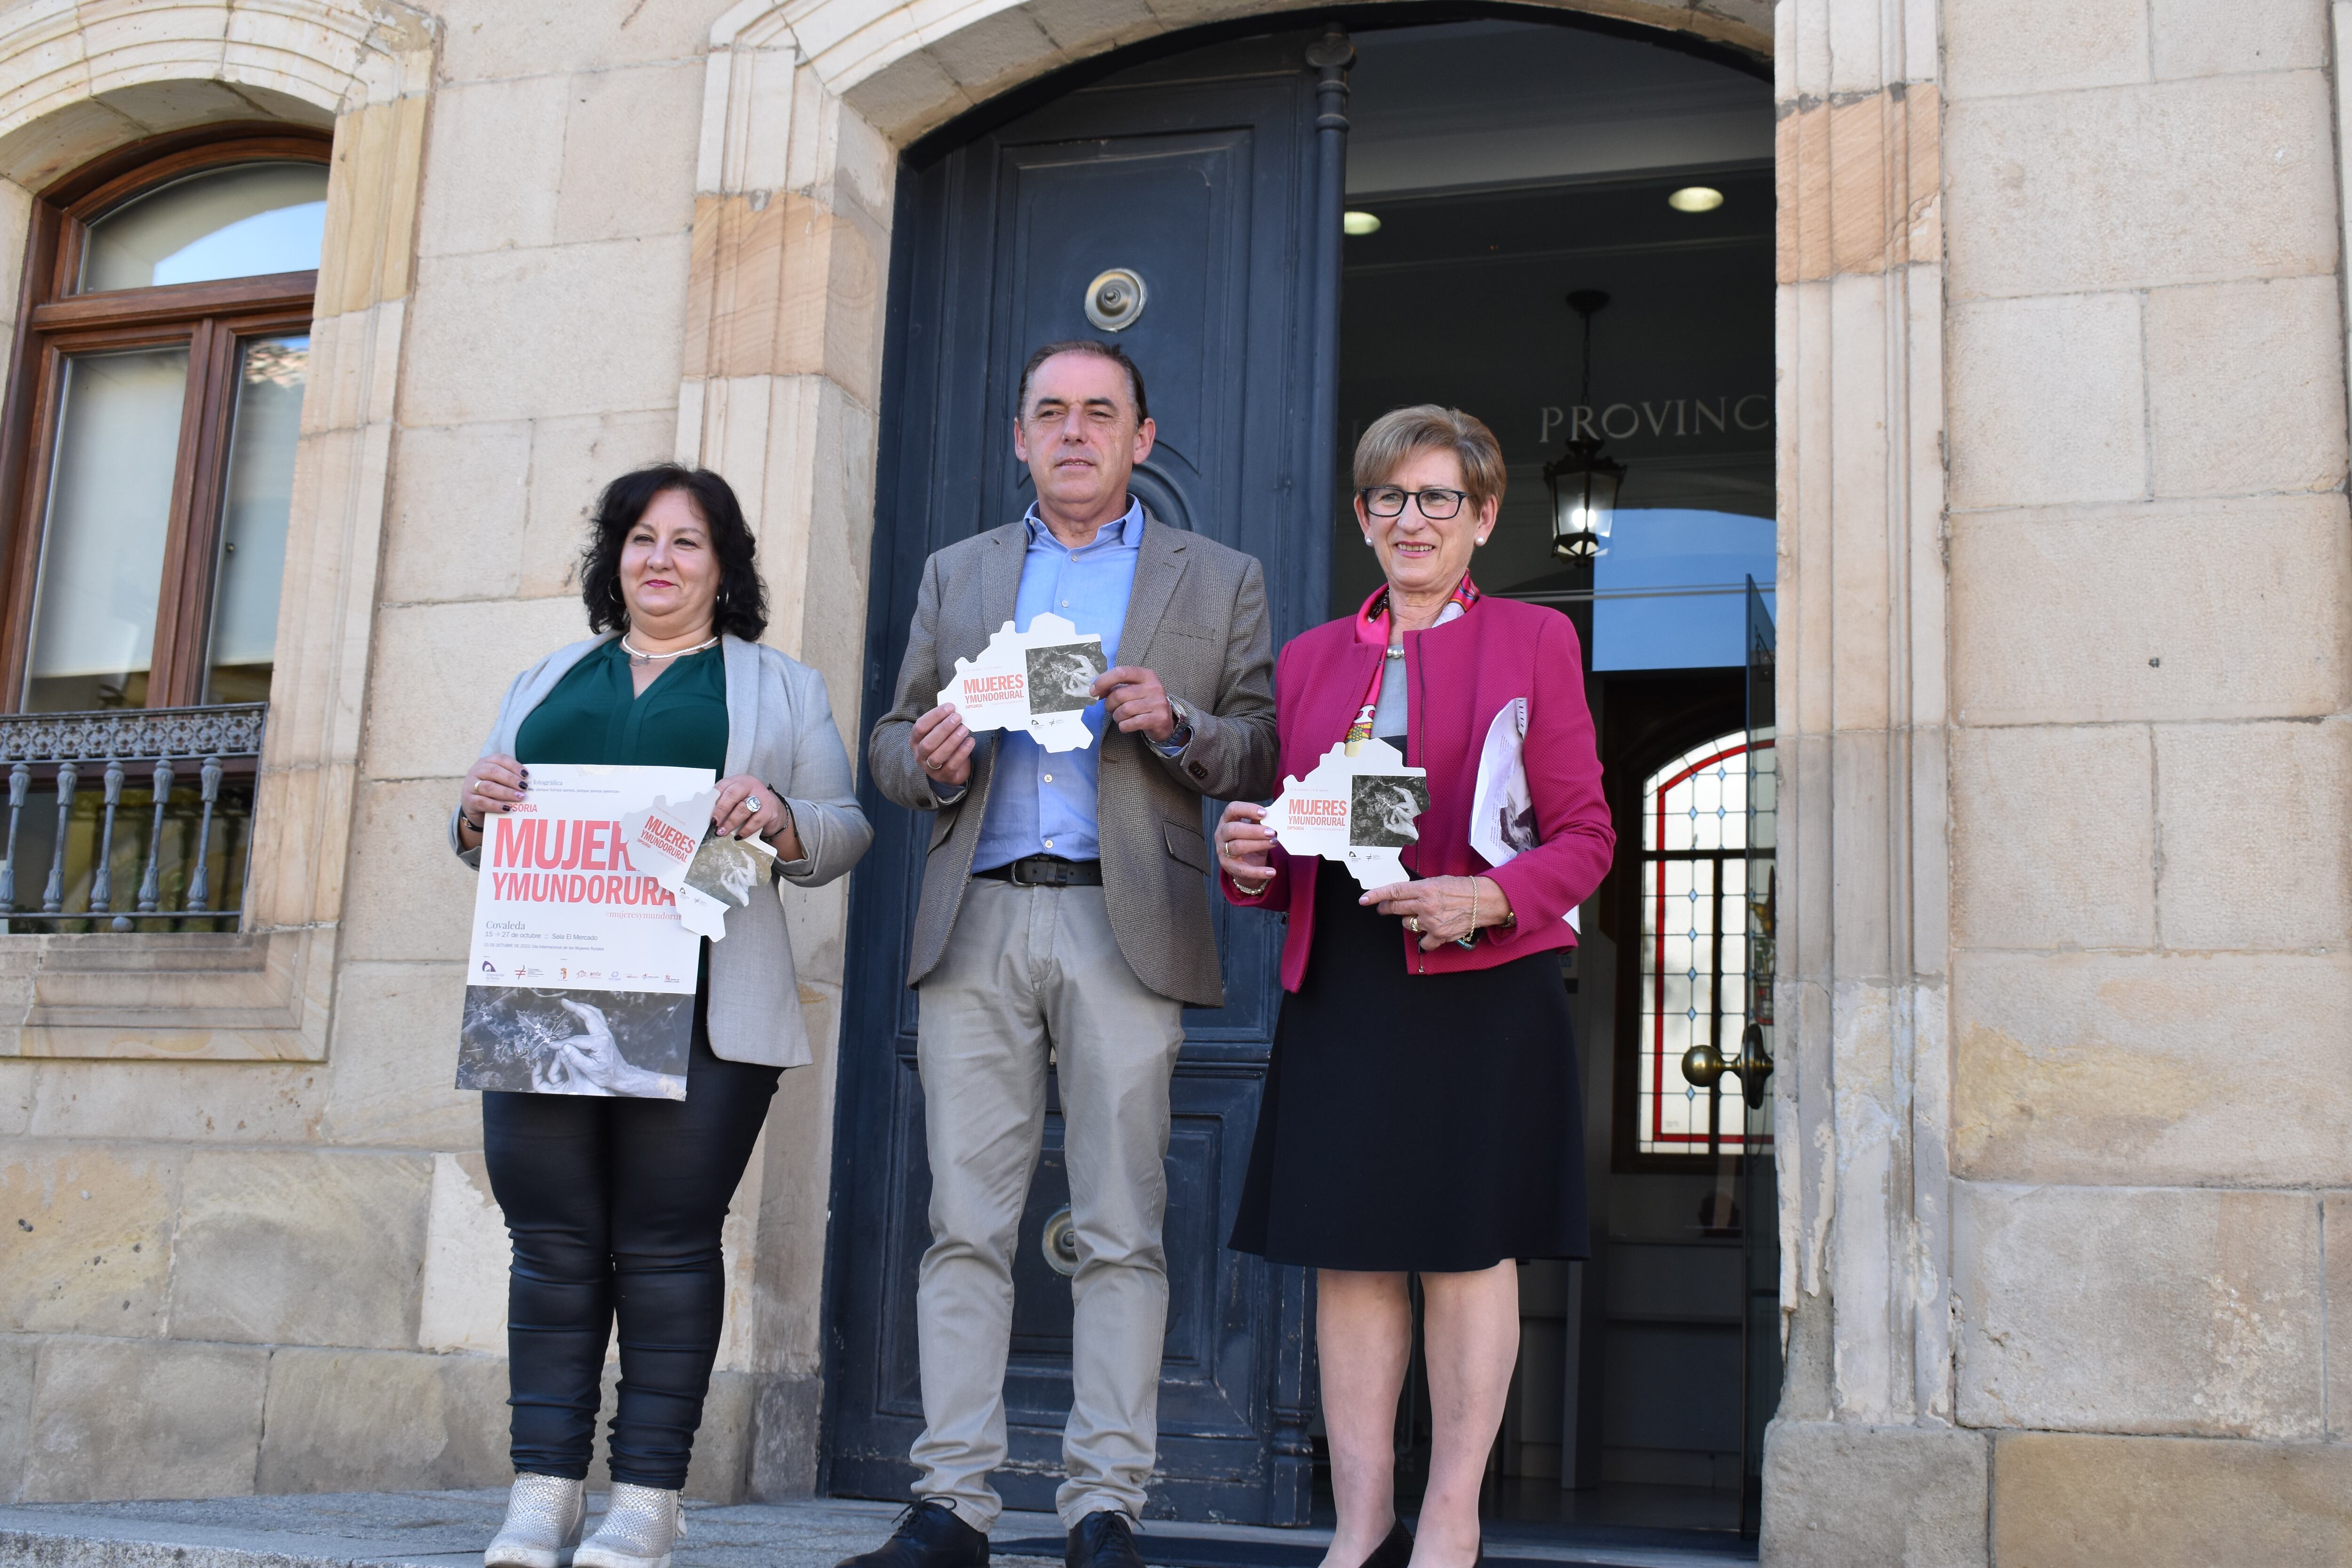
[{"xmin": 969, "ymin": 500, "xmax": 1146, "ymax": 871}]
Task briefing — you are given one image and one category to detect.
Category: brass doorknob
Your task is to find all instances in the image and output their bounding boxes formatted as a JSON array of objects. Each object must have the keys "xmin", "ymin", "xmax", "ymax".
[
  {"xmin": 1681, "ymin": 1041, "xmax": 1726, "ymax": 1089},
  {"xmin": 1042, "ymin": 1203, "xmax": 1080, "ymax": 1277},
  {"xmin": 1683, "ymin": 1029, "xmax": 1773, "ymax": 1110},
  {"xmin": 1084, "ymin": 269, "xmax": 1147, "ymax": 332},
  {"xmin": 1732, "ymin": 1022, "xmax": 1774, "ymax": 1110}
]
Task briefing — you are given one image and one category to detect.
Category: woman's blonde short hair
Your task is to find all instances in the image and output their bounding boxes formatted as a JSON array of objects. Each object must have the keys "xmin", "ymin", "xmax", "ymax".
[{"xmin": 1352, "ymin": 405, "xmax": 1507, "ymax": 511}]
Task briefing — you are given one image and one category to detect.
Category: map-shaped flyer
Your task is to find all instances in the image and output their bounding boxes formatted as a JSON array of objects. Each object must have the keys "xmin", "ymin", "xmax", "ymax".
[
  {"xmin": 1267, "ymin": 738, "xmax": 1431, "ymax": 889},
  {"xmin": 939, "ymin": 612, "xmax": 1108, "ymax": 753}
]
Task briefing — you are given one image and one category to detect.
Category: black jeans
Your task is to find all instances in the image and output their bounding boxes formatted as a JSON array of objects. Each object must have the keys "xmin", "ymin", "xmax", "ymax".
[{"xmin": 482, "ymin": 1019, "xmax": 781, "ymax": 1488}]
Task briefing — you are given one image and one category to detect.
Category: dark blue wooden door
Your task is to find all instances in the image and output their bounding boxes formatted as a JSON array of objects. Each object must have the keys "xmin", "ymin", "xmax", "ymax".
[{"xmin": 826, "ymin": 29, "xmax": 1343, "ymax": 1528}]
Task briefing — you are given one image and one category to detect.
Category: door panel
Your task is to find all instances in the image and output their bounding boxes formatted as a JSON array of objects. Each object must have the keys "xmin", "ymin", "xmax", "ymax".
[{"xmin": 828, "ymin": 31, "xmax": 1336, "ymax": 1525}]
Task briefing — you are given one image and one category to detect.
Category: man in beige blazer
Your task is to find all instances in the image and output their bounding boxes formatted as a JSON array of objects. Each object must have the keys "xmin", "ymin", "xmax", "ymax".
[{"xmin": 849, "ymin": 341, "xmax": 1277, "ymax": 1568}]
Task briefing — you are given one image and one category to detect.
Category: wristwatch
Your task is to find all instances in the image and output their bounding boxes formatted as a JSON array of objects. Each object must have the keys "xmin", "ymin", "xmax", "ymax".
[{"xmin": 1152, "ymin": 696, "xmax": 1195, "ymax": 758}]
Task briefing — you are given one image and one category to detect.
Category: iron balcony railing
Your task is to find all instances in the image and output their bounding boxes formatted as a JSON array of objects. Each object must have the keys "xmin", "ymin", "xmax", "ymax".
[{"xmin": 0, "ymin": 702, "xmax": 265, "ymax": 932}]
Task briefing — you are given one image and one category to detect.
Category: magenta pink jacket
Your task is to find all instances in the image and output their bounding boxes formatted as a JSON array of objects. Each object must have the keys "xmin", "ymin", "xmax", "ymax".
[{"xmin": 1224, "ymin": 594, "xmax": 1614, "ymax": 991}]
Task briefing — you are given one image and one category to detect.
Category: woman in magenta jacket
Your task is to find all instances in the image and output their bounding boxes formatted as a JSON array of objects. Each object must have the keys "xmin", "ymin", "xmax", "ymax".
[{"xmin": 1215, "ymin": 406, "xmax": 1613, "ymax": 1568}]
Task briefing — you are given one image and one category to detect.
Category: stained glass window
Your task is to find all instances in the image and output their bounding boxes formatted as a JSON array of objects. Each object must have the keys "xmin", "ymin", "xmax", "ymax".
[{"xmin": 1635, "ymin": 732, "xmax": 1772, "ymax": 1156}]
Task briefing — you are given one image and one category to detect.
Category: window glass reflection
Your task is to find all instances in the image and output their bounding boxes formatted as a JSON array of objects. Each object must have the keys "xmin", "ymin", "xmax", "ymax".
[
  {"xmin": 206, "ymin": 336, "xmax": 307, "ymax": 704},
  {"xmin": 24, "ymin": 348, "xmax": 190, "ymax": 710},
  {"xmin": 1591, "ymin": 509, "xmax": 1775, "ymax": 671},
  {"xmin": 81, "ymin": 163, "xmax": 328, "ymax": 293}
]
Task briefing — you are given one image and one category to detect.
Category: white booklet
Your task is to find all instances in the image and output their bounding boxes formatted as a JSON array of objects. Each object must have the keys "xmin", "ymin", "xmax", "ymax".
[
  {"xmin": 458, "ymin": 763, "xmax": 714, "ymax": 1100},
  {"xmin": 1470, "ymin": 698, "xmax": 1539, "ymax": 865},
  {"xmin": 938, "ymin": 612, "xmax": 1109, "ymax": 752},
  {"xmin": 1467, "ymin": 698, "xmax": 1576, "ymax": 931},
  {"xmin": 1266, "ymin": 737, "xmax": 1431, "ymax": 889}
]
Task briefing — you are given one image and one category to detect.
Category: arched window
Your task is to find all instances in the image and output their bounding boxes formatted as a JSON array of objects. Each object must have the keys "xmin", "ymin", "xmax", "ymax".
[
  {"xmin": 1631, "ymin": 730, "xmax": 1771, "ymax": 1157},
  {"xmin": 7, "ymin": 131, "xmax": 325, "ymax": 712},
  {"xmin": 0, "ymin": 128, "xmax": 325, "ymax": 930}
]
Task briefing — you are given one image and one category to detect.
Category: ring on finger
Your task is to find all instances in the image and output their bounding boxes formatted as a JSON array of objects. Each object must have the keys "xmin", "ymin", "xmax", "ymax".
[{"xmin": 1405, "ymin": 915, "xmax": 1422, "ymax": 933}]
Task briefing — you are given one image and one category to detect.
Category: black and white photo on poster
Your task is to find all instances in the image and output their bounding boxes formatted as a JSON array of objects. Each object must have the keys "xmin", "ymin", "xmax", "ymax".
[
  {"xmin": 686, "ymin": 832, "xmax": 768, "ymax": 906},
  {"xmin": 459, "ymin": 987, "xmax": 692, "ymax": 1098},
  {"xmin": 1025, "ymin": 641, "xmax": 1109, "ymax": 714},
  {"xmin": 1349, "ymin": 773, "xmax": 1430, "ymax": 849},
  {"xmin": 675, "ymin": 828, "xmax": 777, "ymax": 939}
]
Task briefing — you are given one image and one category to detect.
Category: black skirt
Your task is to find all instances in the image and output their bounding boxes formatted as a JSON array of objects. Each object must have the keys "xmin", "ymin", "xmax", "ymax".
[{"xmin": 1229, "ymin": 853, "xmax": 1590, "ymax": 1273}]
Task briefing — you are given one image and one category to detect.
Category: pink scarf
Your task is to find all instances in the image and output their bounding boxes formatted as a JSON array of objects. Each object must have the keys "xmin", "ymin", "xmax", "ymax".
[{"xmin": 1343, "ymin": 574, "xmax": 1481, "ymax": 744}]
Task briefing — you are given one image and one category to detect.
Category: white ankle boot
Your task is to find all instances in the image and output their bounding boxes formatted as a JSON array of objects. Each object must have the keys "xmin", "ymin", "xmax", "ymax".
[
  {"xmin": 574, "ymin": 1482, "xmax": 684, "ymax": 1568},
  {"xmin": 485, "ymin": 1473, "xmax": 585, "ymax": 1568}
]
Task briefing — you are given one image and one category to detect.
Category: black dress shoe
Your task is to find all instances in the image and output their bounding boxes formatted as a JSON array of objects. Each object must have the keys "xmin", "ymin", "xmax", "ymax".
[
  {"xmin": 1065, "ymin": 1511, "xmax": 1146, "ymax": 1568},
  {"xmin": 834, "ymin": 1501, "xmax": 988, "ymax": 1568},
  {"xmin": 1349, "ymin": 1520, "xmax": 1414, "ymax": 1568}
]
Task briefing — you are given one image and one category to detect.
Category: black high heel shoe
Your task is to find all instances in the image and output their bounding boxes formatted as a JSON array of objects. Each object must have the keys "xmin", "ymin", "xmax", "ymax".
[{"xmin": 1351, "ymin": 1520, "xmax": 1414, "ymax": 1568}]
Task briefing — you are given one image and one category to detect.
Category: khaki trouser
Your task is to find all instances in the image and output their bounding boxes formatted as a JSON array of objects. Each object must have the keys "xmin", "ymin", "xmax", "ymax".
[{"xmin": 910, "ymin": 878, "xmax": 1186, "ymax": 1532}]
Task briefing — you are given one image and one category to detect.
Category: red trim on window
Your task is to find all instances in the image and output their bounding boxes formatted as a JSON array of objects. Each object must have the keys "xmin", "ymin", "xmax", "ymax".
[{"xmin": 1643, "ymin": 740, "xmax": 1772, "ymax": 1150}]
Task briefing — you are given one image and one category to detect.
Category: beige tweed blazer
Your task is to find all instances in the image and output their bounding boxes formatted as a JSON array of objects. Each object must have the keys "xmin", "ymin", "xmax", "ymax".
[{"xmin": 868, "ymin": 512, "xmax": 1279, "ymax": 1007}]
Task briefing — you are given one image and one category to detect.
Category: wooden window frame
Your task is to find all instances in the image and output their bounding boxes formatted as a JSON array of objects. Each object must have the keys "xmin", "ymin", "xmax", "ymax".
[{"xmin": 0, "ymin": 124, "xmax": 326, "ymax": 715}]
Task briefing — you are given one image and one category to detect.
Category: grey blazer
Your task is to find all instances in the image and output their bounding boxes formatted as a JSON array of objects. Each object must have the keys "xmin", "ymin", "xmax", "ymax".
[
  {"xmin": 449, "ymin": 632, "xmax": 873, "ymax": 1069},
  {"xmin": 869, "ymin": 513, "xmax": 1279, "ymax": 1007}
]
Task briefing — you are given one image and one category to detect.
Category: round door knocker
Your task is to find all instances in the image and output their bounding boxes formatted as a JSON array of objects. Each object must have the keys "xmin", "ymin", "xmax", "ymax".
[
  {"xmin": 1041, "ymin": 1204, "xmax": 1081, "ymax": 1277},
  {"xmin": 1084, "ymin": 269, "xmax": 1147, "ymax": 332}
]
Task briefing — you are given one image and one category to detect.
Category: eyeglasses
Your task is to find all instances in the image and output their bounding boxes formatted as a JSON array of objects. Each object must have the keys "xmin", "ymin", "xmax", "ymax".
[{"xmin": 1359, "ymin": 486, "xmax": 1469, "ymax": 520}]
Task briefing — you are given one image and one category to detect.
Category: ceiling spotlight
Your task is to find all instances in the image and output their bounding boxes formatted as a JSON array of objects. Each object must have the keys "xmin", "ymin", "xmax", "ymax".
[
  {"xmin": 1668, "ymin": 186, "xmax": 1725, "ymax": 214},
  {"xmin": 1342, "ymin": 211, "xmax": 1382, "ymax": 236}
]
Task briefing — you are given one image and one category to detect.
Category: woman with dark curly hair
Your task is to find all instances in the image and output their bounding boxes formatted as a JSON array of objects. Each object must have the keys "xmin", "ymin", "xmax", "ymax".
[{"xmin": 450, "ymin": 464, "xmax": 871, "ymax": 1568}]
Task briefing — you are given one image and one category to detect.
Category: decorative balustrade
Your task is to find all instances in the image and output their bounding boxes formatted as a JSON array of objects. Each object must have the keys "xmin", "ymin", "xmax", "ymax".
[{"xmin": 0, "ymin": 703, "xmax": 265, "ymax": 932}]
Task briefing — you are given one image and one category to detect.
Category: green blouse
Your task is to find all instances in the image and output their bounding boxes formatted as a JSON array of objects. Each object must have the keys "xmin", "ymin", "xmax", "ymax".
[{"xmin": 514, "ymin": 638, "xmax": 729, "ymax": 772}]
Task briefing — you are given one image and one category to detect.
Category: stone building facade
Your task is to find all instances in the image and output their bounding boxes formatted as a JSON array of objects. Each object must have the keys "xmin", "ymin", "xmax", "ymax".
[{"xmin": 0, "ymin": 0, "xmax": 2343, "ymax": 1562}]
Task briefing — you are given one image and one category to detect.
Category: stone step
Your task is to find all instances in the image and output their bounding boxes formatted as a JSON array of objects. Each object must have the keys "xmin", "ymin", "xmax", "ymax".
[{"xmin": 0, "ymin": 1493, "xmax": 1750, "ymax": 1568}]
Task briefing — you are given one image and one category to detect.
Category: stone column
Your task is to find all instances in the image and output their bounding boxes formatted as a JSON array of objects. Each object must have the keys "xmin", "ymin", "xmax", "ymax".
[
  {"xmin": 1761, "ymin": 0, "xmax": 1991, "ymax": 1560},
  {"xmin": 683, "ymin": 10, "xmax": 898, "ymax": 1497}
]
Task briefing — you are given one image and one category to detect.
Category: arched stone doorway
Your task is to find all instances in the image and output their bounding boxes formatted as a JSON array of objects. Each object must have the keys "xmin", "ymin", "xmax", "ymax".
[{"xmin": 676, "ymin": 0, "xmax": 1960, "ymax": 1558}]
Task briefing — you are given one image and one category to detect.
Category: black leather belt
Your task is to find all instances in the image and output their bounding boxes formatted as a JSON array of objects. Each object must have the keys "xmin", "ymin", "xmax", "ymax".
[{"xmin": 975, "ymin": 856, "xmax": 1104, "ymax": 887}]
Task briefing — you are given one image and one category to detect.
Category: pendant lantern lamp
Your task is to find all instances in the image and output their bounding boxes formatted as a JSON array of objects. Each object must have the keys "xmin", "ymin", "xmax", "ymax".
[{"xmin": 1545, "ymin": 290, "xmax": 1626, "ymax": 561}]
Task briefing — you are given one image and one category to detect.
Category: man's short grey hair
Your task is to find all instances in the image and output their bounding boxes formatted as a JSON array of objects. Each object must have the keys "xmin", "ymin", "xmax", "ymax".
[{"xmin": 1018, "ymin": 340, "xmax": 1150, "ymax": 422}]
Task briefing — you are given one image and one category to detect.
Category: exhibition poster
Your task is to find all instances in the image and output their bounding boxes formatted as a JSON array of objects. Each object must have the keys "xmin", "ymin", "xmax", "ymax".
[{"xmin": 457, "ymin": 763, "xmax": 715, "ymax": 1100}]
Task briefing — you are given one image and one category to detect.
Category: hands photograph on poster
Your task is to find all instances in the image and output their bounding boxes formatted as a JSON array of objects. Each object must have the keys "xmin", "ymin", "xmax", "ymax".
[
  {"xmin": 676, "ymin": 829, "xmax": 777, "ymax": 939},
  {"xmin": 1025, "ymin": 642, "xmax": 1110, "ymax": 715},
  {"xmin": 1349, "ymin": 774, "xmax": 1430, "ymax": 849},
  {"xmin": 458, "ymin": 988, "xmax": 691, "ymax": 1098}
]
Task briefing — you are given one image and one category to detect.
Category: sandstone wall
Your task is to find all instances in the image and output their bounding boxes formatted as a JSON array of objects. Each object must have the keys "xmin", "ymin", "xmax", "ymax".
[{"xmin": 1767, "ymin": 1, "xmax": 2352, "ymax": 1563}]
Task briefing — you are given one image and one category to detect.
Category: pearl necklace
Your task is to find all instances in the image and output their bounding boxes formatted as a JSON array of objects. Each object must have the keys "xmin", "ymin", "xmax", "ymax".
[{"xmin": 621, "ymin": 633, "xmax": 720, "ymax": 666}]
